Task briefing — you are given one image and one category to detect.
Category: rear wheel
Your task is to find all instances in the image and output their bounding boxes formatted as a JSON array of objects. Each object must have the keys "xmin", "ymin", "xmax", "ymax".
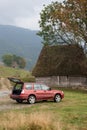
[
  {"xmin": 16, "ymin": 99, "xmax": 23, "ymax": 103},
  {"xmin": 54, "ymin": 94, "xmax": 61, "ymax": 103},
  {"xmin": 27, "ymin": 95, "xmax": 36, "ymax": 104}
]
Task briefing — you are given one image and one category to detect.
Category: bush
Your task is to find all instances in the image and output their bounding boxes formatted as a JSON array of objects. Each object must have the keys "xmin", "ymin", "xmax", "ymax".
[{"xmin": 21, "ymin": 74, "xmax": 35, "ymax": 82}]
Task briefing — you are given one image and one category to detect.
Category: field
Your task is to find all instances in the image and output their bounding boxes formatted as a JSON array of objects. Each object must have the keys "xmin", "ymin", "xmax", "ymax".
[
  {"xmin": 0, "ymin": 88, "xmax": 87, "ymax": 130},
  {"xmin": 0, "ymin": 65, "xmax": 32, "ymax": 78},
  {"xmin": 0, "ymin": 65, "xmax": 35, "ymax": 89}
]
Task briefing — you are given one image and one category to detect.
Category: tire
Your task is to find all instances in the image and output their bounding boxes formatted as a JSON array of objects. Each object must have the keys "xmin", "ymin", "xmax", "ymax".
[
  {"xmin": 16, "ymin": 99, "xmax": 23, "ymax": 103},
  {"xmin": 27, "ymin": 95, "xmax": 36, "ymax": 104},
  {"xmin": 54, "ymin": 94, "xmax": 61, "ymax": 103}
]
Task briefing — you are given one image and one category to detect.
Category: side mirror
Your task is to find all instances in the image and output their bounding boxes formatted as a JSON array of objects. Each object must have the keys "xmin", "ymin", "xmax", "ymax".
[{"xmin": 48, "ymin": 87, "xmax": 51, "ymax": 91}]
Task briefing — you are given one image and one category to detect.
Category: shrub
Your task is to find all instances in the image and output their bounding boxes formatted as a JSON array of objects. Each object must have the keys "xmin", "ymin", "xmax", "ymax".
[{"xmin": 21, "ymin": 74, "xmax": 35, "ymax": 82}]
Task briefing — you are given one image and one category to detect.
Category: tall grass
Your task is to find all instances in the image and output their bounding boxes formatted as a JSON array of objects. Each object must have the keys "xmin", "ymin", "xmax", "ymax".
[{"xmin": 0, "ymin": 111, "xmax": 61, "ymax": 130}]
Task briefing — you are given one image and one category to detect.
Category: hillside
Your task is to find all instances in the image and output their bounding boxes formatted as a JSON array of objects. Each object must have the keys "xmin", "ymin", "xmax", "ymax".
[
  {"xmin": 0, "ymin": 65, "xmax": 35, "ymax": 89},
  {"xmin": 0, "ymin": 25, "xmax": 42, "ymax": 70},
  {"xmin": 0, "ymin": 65, "xmax": 31, "ymax": 78}
]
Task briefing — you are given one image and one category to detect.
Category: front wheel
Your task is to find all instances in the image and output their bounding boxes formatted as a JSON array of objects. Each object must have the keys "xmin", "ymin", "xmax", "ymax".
[
  {"xmin": 27, "ymin": 95, "xmax": 36, "ymax": 104},
  {"xmin": 54, "ymin": 94, "xmax": 61, "ymax": 103}
]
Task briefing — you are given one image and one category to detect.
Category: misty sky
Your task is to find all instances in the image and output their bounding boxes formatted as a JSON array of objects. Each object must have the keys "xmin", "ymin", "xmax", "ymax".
[{"xmin": 0, "ymin": 0, "xmax": 63, "ymax": 30}]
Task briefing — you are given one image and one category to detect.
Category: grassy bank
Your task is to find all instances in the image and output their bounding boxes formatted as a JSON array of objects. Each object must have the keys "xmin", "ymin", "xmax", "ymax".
[
  {"xmin": 0, "ymin": 66, "xmax": 31, "ymax": 78},
  {"xmin": 0, "ymin": 65, "xmax": 35, "ymax": 89},
  {"xmin": 0, "ymin": 89, "xmax": 87, "ymax": 130}
]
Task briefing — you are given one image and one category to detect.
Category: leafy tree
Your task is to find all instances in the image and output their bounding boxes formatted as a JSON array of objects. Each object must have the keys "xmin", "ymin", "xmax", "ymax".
[
  {"xmin": 61, "ymin": 0, "xmax": 87, "ymax": 51},
  {"xmin": 2, "ymin": 54, "xmax": 13, "ymax": 67},
  {"xmin": 38, "ymin": 0, "xmax": 87, "ymax": 51},
  {"xmin": 17, "ymin": 56, "xmax": 26, "ymax": 68},
  {"xmin": 2, "ymin": 54, "xmax": 26, "ymax": 68}
]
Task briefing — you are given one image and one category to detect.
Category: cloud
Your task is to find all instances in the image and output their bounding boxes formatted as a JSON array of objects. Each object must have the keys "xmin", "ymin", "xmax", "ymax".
[
  {"xmin": 0, "ymin": 0, "xmax": 63, "ymax": 30},
  {"xmin": 15, "ymin": 17, "xmax": 40, "ymax": 30}
]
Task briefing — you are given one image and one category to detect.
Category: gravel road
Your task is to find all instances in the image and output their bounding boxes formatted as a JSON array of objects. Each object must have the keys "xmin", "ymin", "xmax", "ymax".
[
  {"xmin": 0, "ymin": 90, "xmax": 32, "ymax": 111},
  {"xmin": 0, "ymin": 90, "xmax": 10, "ymax": 97}
]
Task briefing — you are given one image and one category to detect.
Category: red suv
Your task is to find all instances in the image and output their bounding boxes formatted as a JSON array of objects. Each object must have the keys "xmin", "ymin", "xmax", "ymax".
[{"xmin": 8, "ymin": 78, "xmax": 64, "ymax": 104}]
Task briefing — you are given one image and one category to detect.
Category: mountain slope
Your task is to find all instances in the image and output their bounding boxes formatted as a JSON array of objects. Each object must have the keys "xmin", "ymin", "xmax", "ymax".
[{"xmin": 0, "ymin": 25, "xmax": 42, "ymax": 69}]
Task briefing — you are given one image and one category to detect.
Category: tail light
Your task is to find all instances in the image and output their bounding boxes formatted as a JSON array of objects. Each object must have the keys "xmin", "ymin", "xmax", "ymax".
[{"xmin": 21, "ymin": 90, "xmax": 25, "ymax": 94}]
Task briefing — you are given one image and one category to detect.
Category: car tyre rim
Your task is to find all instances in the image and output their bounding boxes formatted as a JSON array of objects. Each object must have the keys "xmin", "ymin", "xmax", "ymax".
[
  {"xmin": 28, "ymin": 96, "xmax": 35, "ymax": 104},
  {"xmin": 55, "ymin": 94, "xmax": 61, "ymax": 102}
]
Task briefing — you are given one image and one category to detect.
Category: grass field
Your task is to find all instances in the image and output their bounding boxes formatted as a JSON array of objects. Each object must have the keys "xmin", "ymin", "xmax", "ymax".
[
  {"xmin": 0, "ymin": 65, "xmax": 35, "ymax": 89},
  {"xmin": 0, "ymin": 88, "xmax": 87, "ymax": 130},
  {"xmin": 0, "ymin": 65, "xmax": 32, "ymax": 78}
]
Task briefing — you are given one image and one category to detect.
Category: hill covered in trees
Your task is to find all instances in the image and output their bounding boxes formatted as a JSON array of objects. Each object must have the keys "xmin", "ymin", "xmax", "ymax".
[
  {"xmin": 32, "ymin": 44, "xmax": 87, "ymax": 77},
  {"xmin": 0, "ymin": 25, "xmax": 42, "ymax": 69}
]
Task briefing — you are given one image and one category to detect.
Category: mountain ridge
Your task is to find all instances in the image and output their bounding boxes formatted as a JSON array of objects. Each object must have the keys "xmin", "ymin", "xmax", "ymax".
[{"xmin": 0, "ymin": 25, "xmax": 42, "ymax": 69}]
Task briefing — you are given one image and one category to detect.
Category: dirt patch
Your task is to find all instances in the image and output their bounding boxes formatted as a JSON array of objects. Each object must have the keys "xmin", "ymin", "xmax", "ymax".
[
  {"xmin": 0, "ymin": 78, "xmax": 11, "ymax": 90},
  {"xmin": 0, "ymin": 91, "xmax": 32, "ymax": 111}
]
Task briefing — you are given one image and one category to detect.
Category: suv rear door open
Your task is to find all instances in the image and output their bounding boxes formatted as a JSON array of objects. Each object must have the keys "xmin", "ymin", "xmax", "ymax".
[{"xmin": 8, "ymin": 77, "xmax": 24, "ymax": 95}]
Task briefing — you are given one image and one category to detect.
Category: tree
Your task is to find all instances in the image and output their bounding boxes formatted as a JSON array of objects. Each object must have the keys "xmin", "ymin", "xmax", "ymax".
[
  {"xmin": 61, "ymin": 0, "xmax": 87, "ymax": 51},
  {"xmin": 38, "ymin": 0, "xmax": 87, "ymax": 51},
  {"xmin": 2, "ymin": 54, "xmax": 26, "ymax": 68},
  {"xmin": 16, "ymin": 56, "xmax": 26, "ymax": 68},
  {"xmin": 2, "ymin": 54, "xmax": 13, "ymax": 67}
]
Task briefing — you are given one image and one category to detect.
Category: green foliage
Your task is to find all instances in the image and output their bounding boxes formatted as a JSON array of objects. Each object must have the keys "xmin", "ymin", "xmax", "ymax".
[
  {"xmin": 38, "ymin": 2, "xmax": 63, "ymax": 45},
  {"xmin": 38, "ymin": 0, "xmax": 87, "ymax": 50},
  {"xmin": 21, "ymin": 74, "xmax": 35, "ymax": 82},
  {"xmin": 2, "ymin": 54, "xmax": 26, "ymax": 69},
  {"xmin": 2, "ymin": 54, "xmax": 13, "ymax": 67},
  {"xmin": 32, "ymin": 45, "xmax": 87, "ymax": 77}
]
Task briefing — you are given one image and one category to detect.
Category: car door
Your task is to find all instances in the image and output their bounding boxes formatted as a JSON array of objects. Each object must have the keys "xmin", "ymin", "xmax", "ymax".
[
  {"xmin": 41, "ymin": 84, "xmax": 53, "ymax": 100},
  {"xmin": 34, "ymin": 84, "xmax": 44, "ymax": 100}
]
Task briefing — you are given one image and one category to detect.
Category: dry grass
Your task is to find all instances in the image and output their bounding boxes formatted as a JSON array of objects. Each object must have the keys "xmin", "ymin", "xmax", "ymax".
[
  {"xmin": 0, "ymin": 111, "xmax": 61, "ymax": 130},
  {"xmin": 0, "ymin": 111, "xmax": 80, "ymax": 130},
  {"xmin": 0, "ymin": 78, "xmax": 11, "ymax": 90}
]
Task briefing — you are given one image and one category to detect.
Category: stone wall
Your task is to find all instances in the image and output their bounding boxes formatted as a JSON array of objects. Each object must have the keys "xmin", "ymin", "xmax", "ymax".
[{"xmin": 36, "ymin": 76, "xmax": 87, "ymax": 87}]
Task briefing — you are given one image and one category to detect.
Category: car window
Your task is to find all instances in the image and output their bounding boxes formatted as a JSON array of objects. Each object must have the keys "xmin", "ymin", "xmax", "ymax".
[
  {"xmin": 14, "ymin": 83, "xmax": 23, "ymax": 90},
  {"xmin": 41, "ymin": 85, "xmax": 50, "ymax": 90},
  {"xmin": 34, "ymin": 84, "xmax": 42, "ymax": 90},
  {"xmin": 25, "ymin": 84, "xmax": 32, "ymax": 90}
]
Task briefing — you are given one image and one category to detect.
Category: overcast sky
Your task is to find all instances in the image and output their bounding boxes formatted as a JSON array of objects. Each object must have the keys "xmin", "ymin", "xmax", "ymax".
[{"xmin": 0, "ymin": 0, "xmax": 63, "ymax": 30}]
